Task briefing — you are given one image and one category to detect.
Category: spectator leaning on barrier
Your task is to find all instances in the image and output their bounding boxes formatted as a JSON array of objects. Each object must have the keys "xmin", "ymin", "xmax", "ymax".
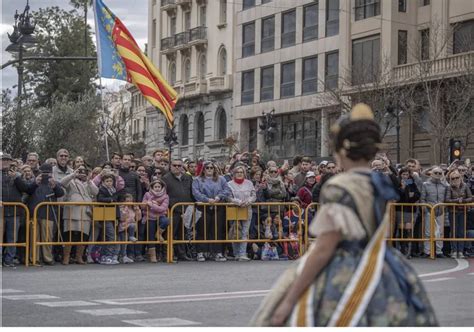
[
  {"xmin": 29, "ymin": 163, "xmax": 65, "ymax": 265},
  {"xmin": 420, "ymin": 166, "xmax": 449, "ymax": 258},
  {"xmin": 192, "ymin": 161, "xmax": 232, "ymax": 262},
  {"xmin": 445, "ymin": 170, "xmax": 473, "ymax": 259},
  {"xmin": 141, "ymin": 179, "xmax": 170, "ymax": 263},
  {"xmin": 162, "ymin": 159, "xmax": 195, "ymax": 261},
  {"xmin": 60, "ymin": 165, "xmax": 98, "ymax": 265},
  {"xmin": 228, "ymin": 165, "xmax": 257, "ymax": 262},
  {"xmin": 395, "ymin": 167, "xmax": 421, "ymax": 259},
  {"xmin": 1, "ymin": 153, "xmax": 37, "ymax": 267}
]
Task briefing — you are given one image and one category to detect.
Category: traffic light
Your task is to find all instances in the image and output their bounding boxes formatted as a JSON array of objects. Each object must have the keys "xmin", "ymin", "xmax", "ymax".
[{"xmin": 449, "ymin": 139, "xmax": 462, "ymax": 163}]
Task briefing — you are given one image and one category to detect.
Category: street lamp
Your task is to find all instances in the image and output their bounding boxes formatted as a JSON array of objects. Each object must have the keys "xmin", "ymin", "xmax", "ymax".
[
  {"xmin": 164, "ymin": 123, "xmax": 178, "ymax": 158},
  {"xmin": 385, "ymin": 101, "xmax": 402, "ymax": 164},
  {"xmin": 259, "ymin": 109, "xmax": 277, "ymax": 146}
]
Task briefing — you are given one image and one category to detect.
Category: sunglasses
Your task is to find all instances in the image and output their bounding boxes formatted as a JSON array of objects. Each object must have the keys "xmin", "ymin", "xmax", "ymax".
[
  {"xmin": 433, "ymin": 172, "xmax": 442, "ymax": 175},
  {"xmin": 205, "ymin": 166, "xmax": 214, "ymax": 170},
  {"xmin": 327, "ymin": 166, "xmax": 336, "ymax": 169},
  {"xmin": 269, "ymin": 170, "xmax": 278, "ymax": 174},
  {"xmin": 59, "ymin": 155, "xmax": 69, "ymax": 158},
  {"xmin": 450, "ymin": 177, "xmax": 460, "ymax": 180},
  {"xmin": 235, "ymin": 171, "xmax": 244, "ymax": 174},
  {"xmin": 171, "ymin": 164, "xmax": 182, "ymax": 168}
]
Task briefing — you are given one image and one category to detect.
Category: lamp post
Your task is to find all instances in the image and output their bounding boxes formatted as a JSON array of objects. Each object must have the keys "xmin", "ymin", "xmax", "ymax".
[
  {"xmin": 386, "ymin": 101, "xmax": 401, "ymax": 164},
  {"xmin": 259, "ymin": 109, "xmax": 277, "ymax": 146},
  {"xmin": 164, "ymin": 123, "xmax": 178, "ymax": 159}
]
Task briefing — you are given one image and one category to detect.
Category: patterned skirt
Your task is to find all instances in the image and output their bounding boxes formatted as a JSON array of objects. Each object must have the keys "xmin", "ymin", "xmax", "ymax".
[{"xmin": 251, "ymin": 244, "xmax": 438, "ymax": 327}]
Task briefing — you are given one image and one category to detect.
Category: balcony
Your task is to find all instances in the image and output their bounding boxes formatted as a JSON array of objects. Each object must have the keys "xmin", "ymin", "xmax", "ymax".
[
  {"xmin": 174, "ymin": 31, "xmax": 190, "ymax": 50},
  {"xmin": 160, "ymin": 36, "xmax": 175, "ymax": 54},
  {"xmin": 392, "ymin": 51, "xmax": 474, "ymax": 82},
  {"xmin": 189, "ymin": 26, "xmax": 207, "ymax": 47},
  {"xmin": 161, "ymin": 0, "xmax": 177, "ymax": 12},
  {"xmin": 208, "ymin": 74, "xmax": 233, "ymax": 93},
  {"xmin": 182, "ymin": 80, "xmax": 208, "ymax": 98},
  {"xmin": 176, "ymin": 0, "xmax": 191, "ymax": 8}
]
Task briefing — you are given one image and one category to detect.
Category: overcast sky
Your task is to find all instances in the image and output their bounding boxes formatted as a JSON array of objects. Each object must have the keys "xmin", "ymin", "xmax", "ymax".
[{"xmin": 1, "ymin": 0, "xmax": 149, "ymax": 93}]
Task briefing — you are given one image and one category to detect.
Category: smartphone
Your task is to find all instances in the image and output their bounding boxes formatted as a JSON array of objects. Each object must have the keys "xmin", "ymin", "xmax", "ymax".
[
  {"xmin": 283, "ymin": 159, "xmax": 289, "ymax": 165},
  {"xmin": 403, "ymin": 179, "xmax": 413, "ymax": 186}
]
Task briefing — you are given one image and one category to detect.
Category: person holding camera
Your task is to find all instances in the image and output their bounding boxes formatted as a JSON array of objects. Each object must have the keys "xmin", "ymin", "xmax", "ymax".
[
  {"xmin": 60, "ymin": 165, "xmax": 99, "ymax": 265},
  {"xmin": 28, "ymin": 163, "xmax": 65, "ymax": 265},
  {"xmin": 1, "ymin": 153, "xmax": 37, "ymax": 267}
]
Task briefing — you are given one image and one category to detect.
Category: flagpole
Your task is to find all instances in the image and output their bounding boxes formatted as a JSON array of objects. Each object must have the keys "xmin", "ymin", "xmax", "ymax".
[{"xmin": 100, "ymin": 77, "xmax": 110, "ymax": 161}]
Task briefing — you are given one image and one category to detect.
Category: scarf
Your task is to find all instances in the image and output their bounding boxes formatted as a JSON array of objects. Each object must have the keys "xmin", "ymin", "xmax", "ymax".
[
  {"xmin": 58, "ymin": 164, "xmax": 68, "ymax": 173},
  {"xmin": 234, "ymin": 178, "xmax": 245, "ymax": 185},
  {"xmin": 150, "ymin": 187, "xmax": 166, "ymax": 198}
]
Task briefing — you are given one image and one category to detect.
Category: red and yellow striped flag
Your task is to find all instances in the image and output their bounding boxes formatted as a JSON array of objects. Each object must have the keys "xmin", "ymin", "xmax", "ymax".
[{"xmin": 95, "ymin": 0, "xmax": 177, "ymax": 127}]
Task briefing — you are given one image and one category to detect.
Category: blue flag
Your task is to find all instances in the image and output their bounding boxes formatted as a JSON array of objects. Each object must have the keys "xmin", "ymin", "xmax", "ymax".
[{"xmin": 93, "ymin": 0, "xmax": 127, "ymax": 81}]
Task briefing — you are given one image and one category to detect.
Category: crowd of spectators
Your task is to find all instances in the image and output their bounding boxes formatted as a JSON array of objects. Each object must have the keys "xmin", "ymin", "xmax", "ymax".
[{"xmin": 1, "ymin": 148, "xmax": 473, "ymax": 267}]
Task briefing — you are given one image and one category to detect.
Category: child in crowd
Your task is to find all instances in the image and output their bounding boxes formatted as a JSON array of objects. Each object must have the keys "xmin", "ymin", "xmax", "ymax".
[
  {"xmin": 142, "ymin": 179, "xmax": 170, "ymax": 263},
  {"xmin": 118, "ymin": 193, "xmax": 141, "ymax": 264}
]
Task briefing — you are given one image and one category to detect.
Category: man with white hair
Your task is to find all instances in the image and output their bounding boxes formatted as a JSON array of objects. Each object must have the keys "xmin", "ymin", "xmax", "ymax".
[{"xmin": 420, "ymin": 166, "xmax": 449, "ymax": 258}]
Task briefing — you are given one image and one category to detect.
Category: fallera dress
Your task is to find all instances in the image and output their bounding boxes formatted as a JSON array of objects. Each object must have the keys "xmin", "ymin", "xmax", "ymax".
[{"xmin": 251, "ymin": 169, "xmax": 438, "ymax": 327}]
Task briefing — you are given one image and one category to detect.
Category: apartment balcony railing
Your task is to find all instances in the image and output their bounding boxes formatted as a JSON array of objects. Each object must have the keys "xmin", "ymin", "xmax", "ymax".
[
  {"xmin": 174, "ymin": 31, "xmax": 190, "ymax": 50},
  {"xmin": 161, "ymin": 0, "xmax": 177, "ymax": 12},
  {"xmin": 160, "ymin": 36, "xmax": 175, "ymax": 53},
  {"xmin": 181, "ymin": 80, "xmax": 208, "ymax": 98},
  {"xmin": 189, "ymin": 26, "xmax": 207, "ymax": 46},
  {"xmin": 392, "ymin": 51, "xmax": 474, "ymax": 82},
  {"xmin": 176, "ymin": 0, "xmax": 191, "ymax": 7},
  {"xmin": 208, "ymin": 74, "xmax": 233, "ymax": 93}
]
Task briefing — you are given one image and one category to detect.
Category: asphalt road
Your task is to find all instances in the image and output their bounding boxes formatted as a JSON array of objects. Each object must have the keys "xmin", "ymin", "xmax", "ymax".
[{"xmin": 1, "ymin": 258, "xmax": 473, "ymax": 327}]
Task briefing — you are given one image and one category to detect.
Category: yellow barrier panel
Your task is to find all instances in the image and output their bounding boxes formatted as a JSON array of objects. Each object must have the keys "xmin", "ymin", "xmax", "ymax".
[
  {"xmin": 0, "ymin": 202, "xmax": 30, "ymax": 266},
  {"xmin": 304, "ymin": 203, "xmax": 320, "ymax": 252},
  {"xmin": 32, "ymin": 202, "xmax": 171, "ymax": 265},
  {"xmin": 168, "ymin": 202, "xmax": 303, "ymax": 263},
  {"xmin": 430, "ymin": 203, "xmax": 474, "ymax": 259}
]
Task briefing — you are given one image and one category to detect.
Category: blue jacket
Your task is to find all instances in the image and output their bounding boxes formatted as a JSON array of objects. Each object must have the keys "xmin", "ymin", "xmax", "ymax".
[{"xmin": 192, "ymin": 176, "xmax": 232, "ymax": 203}]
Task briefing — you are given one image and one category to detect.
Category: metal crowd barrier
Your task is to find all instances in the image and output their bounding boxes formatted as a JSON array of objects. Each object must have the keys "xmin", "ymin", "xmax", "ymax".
[
  {"xmin": 430, "ymin": 203, "xmax": 474, "ymax": 259},
  {"xmin": 31, "ymin": 202, "xmax": 171, "ymax": 265},
  {"xmin": 168, "ymin": 202, "xmax": 303, "ymax": 262},
  {"xmin": 0, "ymin": 202, "xmax": 30, "ymax": 266},
  {"xmin": 304, "ymin": 203, "xmax": 320, "ymax": 252}
]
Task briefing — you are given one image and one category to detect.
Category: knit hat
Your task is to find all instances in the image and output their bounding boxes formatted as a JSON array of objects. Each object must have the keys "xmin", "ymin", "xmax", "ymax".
[{"xmin": 39, "ymin": 163, "xmax": 53, "ymax": 174}]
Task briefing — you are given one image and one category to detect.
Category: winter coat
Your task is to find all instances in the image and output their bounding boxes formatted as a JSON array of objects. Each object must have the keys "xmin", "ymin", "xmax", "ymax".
[
  {"xmin": 192, "ymin": 176, "xmax": 232, "ymax": 203},
  {"xmin": 162, "ymin": 172, "xmax": 194, "ymax": 208},
  {"xmin": 28, "ymin": 181, "xmax": 65, "ymax": 221},
  {"xmin": 142, "ymin": 190, "xmax": 169, "ymax": 220},
  {"xmin": 61, "ymin": 173, "xmax": 99, "ymax": 234},
  {"xmin": 1, "ymin": 171, "xmax": 36, "ymax": 217},
  {"xmin": 261, "ymin": 177, "xmax": 287, "ymax": 202},
  {"xmin": 445, "ymin": 183, "xmax": 473, "ymax": 212},
  {"xmin": 420, "ymin": 178, "xmax": 449, "ymax": 205},
  {"xmin": 297, "ymin": 183, "xmax": 314, "ymax": 209},
  {"xmin": 396, "ymin": 177, "xmax": 421, "ymax": 212},
  {"xmin": 119, "ymin": 168, "xmax": 143, "ymax": 202}
]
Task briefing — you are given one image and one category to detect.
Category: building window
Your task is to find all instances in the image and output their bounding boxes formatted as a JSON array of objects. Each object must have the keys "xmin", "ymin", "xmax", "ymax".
[
  {"xmin": 326, "ymin": 0, "xmax": 339, "ymax": 36},
  {"xmin": 184, "ymin": 58, "xmax": 191, "ymax": 82},
  {"xmin": 243, "ymin": 0, "xmax": 255, "ymax": 11},
  {"xmin": 199, "ymin": 6, "xmax": 206, "ymax": 27},
  {"xmin": 281, "ymin": 61, "xmax": 295, "ymax": 98},
  {"xmin": 218, "ymin": 47, "xmax": 227, "ymax": 76},
  {"xmin": 325, "ymin": 51, "xmax": 339, "ymax": 90},
  {"xmin": 302, "ymin": 56, "xmax": 318, "ymax": 94},
  {"xmin": 216, "ymin": 108, "xmax": 227, "ymax": 140},
  {"xmin": 303, "ymin": 3, "xmax": 318, "ymax": 42},
  {"xmin": 199, "ymin": 55, "xmax": 207, "ymax": 79},
  {"xmin": 352, "ymin": 35, "xmax": 380, "ymax": 85},
  {"xmin": 195, "ymin": 112, "xmax": 205, "ymax": 144},
  {"xmin": 262, "ymin": 0, "xmax": 272, "ymax": 3},
  {"xmin": 421, "ymin": 0, "xmax": 430, "ymax": 6},
  {"xmin": 398, "ymin": 30, "xmax": 407, "ymax": 65},
  {"xmin": 169, "ymin": 62, "xmax": 176, "ymax": 85},
  {"xmin": 260, "ymin": 65, "xmax": 274, "ymax": 101},
  {"xmin": 355, "ymin": 0, "xmax": 381, "ymax": 21},
  {"xmin": 281, "ymin": 10, "xmax": 296, "ymax": 48},
  {"xmin": 420, "ymin": 29, "xmax": 430, "ymax": 60},
  {"xmin": 242, "ymin": 22, "xmax": 255, "ymax": 57},
  {"xmin": 453, "ymin": 20, "xmax": 474, "ymax": 54},
  {"xmin": 152, "ymin": 19, "xmax": 156, "ymax": 47},
  {"xmin": 170, "ymin": 16, "xmax": 176, "ymax": 36},
  {"xmin": 180, "ymin": 115, "xmax": 189, "ymax": 146},
  {"xmin": 220, "ymin": 0, "xmax": 227, "ymax": 24},
  {"xmin": 398, "ymin": 0, "xmax": 406, "ymax": 12},
  {"xmin": 184, "ymin": 11, "xmax": 191, "ymax": 31},
  {"xmin": 241, "ymin": 70, "xmax": 254, "ymax": 105},
  {"xmin": 261, "ymin": 15, "xmax": 275, "ymax": 53}
]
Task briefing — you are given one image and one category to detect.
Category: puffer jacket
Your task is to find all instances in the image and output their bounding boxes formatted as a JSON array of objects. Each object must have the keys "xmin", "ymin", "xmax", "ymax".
[
  {"xmin": 142, "ymin": 190, "xmax": 169, "ymax": 220},
  {"xmin": 420, "ymin": 178, "xmax": 449, "ymax": 205},
  {"xmin": 445, "ymin": 183, "xmax": 473, "ymax": 211}
]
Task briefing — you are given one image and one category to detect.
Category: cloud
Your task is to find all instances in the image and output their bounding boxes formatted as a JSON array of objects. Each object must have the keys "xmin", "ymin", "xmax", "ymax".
[{"xmin": 1, "ymin": 0, "xmax": 148, "ymax": 92}]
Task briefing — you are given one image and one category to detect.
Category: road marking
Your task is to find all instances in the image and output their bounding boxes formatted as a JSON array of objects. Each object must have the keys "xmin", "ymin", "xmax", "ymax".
[
  {"xmin": 123, "ymin": 318, "xmax": 201, "ymax": 327},
  {"xmin": 2, "ymin": 294, "xmax": 59, "ymax": 300},
  {"xmin": 76, "ymin": 308, "xmax": 147, "ymax": 316},
  {"xmin": 424, "ymin": 277, "xmax": 455, "ymax": 283},
  {"xmin": 95, "ymin": 289, "xmax": 270, "ymax": 305},
  {"xmin": 0, "ymin": 289, "xmax": 24, "ymax": 294},
  {"xmin": 35, "ymin": 301, "xmax": 99, "ymax": 307},
  {"xmin": 419, "ymin": 259, "xmax": 469, "ymax": 278},
  {"xmin": 468, "ymin": 273, "xmax": 474, "ymax": 276}
]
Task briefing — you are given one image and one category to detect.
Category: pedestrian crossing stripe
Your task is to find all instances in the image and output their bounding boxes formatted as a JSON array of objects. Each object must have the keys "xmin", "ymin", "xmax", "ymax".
[
  {"xmin": 76, "ymin": 308, "xmax": 147, "ymax": 316},
  {"xmin": 2, "ymin": 294, "xmax": 59, "ymax": 300},
  {"xmin": 36, "ymin": 301, "xmax": 99, "ymax": 307},
  {"xmin": 123, "ymin": 318, "xmax": 201, "ymax": 327}
]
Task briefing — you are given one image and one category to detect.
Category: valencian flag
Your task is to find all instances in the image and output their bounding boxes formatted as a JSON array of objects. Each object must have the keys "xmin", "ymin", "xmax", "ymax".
[{"xmin": 93, "ymin": 0, "xmax": 177, "ymax": 127}]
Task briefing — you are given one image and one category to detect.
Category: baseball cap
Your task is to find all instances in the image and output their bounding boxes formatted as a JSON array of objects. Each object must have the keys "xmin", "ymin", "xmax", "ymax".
[{"xmin": 306, "ymin": 171, "xmax": 316, "ymax": 178}]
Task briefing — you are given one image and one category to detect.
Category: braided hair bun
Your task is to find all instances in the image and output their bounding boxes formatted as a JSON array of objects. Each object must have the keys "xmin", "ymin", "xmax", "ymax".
[{"xmin": 331, "ymin": 103, "xmax": 382, "ymax": 161}]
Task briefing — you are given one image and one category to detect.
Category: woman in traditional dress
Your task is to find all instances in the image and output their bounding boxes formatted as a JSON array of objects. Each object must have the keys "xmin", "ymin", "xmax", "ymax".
[{"xmin": 251, "ymin": 104, "xmax": 438, "ymax": 327}]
